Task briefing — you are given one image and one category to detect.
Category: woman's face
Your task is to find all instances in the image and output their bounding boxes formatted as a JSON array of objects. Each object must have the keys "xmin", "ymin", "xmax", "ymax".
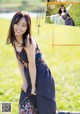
[
  {"xmin": 14, "ymin": 17, "xmax": 27, "ymax": 37},
  {"xmin": 61, "ymin": 7, "xmax": 65, "ymax": 12}
]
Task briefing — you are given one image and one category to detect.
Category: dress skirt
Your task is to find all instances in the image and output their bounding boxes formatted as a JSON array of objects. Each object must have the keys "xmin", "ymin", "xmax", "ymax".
[{"xmin": 19, "ymin": 62, "xmax": 56, "ymax": 114}]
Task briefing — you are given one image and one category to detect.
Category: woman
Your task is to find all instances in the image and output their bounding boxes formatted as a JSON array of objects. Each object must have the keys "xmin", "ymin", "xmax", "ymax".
[{"xmin": 6, "ymin": 11, "xmax": 56, "ymax": 114}]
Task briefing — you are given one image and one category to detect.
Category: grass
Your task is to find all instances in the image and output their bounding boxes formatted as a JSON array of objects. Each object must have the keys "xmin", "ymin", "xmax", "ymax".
[{"xmin": 0, "ymin": 17, "xmax": 80, "ymax": 113}]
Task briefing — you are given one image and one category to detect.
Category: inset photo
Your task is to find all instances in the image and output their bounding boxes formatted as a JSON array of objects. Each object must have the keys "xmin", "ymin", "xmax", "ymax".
[{"xmin": 45, "ymin": 3, "xmax": 80, "ymax": 26}]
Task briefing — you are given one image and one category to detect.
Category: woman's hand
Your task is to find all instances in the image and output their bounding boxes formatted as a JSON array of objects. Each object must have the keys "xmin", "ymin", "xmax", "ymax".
[
  {"xmin": 21, "ymin": 82, "xmax": 28, "ymax": 92},
  {"xmin": 31, "ymin": 87, "xmax": 36, "ymax": 95}
]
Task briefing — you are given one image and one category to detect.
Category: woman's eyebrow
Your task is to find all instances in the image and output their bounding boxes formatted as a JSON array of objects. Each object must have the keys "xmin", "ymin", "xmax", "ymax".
[{"xmin": 22, "ymin": 22, "xmax": 27, "ymax": 25}]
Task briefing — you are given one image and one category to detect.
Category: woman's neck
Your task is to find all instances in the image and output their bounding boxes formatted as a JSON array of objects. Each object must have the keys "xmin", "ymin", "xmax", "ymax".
[{"xmin": 15, "ymin": 36, "xmax": 23, "ymax": 44}]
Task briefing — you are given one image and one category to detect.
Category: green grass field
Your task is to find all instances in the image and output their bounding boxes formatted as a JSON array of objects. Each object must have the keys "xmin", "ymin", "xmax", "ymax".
[{"xmin": 0, "ymin": 17, "xmax": 80, "ymax": 113}]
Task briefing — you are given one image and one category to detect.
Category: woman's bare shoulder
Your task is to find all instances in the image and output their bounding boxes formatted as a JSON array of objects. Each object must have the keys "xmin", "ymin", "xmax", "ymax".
[{"xmin": 27, "ymin": 37, "xmax": 37, "ymax": 49}]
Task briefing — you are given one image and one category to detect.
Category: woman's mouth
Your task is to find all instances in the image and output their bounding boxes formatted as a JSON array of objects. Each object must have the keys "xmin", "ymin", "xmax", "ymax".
[{"xmin": 16, "ymin": 29, "xmax": 22, "ymax": 33}]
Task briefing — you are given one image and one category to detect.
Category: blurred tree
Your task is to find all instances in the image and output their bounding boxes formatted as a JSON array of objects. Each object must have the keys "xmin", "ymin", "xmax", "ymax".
[
  {"xmin": 21, "ymin": 0, "xmax": 27, "ymax": 4},
  {"xmin": 41, "ymin": 0, "xmax": 46, "ymax": 1},
  {"xmin": 48, "ymin": 0, "xmax": 57, "ymax": 1},
  {"xmin": 0, "ymin": 0, "xmax": 2, "ymax": 3}
]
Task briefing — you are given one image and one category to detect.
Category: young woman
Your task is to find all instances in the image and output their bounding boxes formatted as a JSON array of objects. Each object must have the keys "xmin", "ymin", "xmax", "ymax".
[{"xmin": 6, "ymin": 11, "xmax": 56, "ymax": 114}]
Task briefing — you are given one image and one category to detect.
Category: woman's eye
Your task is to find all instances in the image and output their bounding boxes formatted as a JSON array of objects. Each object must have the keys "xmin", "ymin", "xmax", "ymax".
[
  {"xmin": 22, "ymin": 25, "xmax": 26, "ymax": 27},
  {"xmin": 16, "ymin": 23, "xmax": 19, "ymax": 25}
]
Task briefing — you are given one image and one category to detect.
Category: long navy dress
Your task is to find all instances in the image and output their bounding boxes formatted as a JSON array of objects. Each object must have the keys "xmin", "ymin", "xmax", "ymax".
[{"xmin": 14, "ymin": 42, "xmax": 56, "ymax": 114}]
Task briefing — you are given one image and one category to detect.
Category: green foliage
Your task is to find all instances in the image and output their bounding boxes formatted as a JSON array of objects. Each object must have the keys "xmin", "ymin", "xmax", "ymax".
[{"xmin": 69, "ymin": 4, "xmax": 80, "ymax": 26}]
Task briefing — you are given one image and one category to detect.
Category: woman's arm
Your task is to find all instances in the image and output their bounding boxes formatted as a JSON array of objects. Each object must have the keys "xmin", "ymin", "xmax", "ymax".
[
  {"xmin": 13, "ymin": 46, "xmax": 28, "ymax": 92},
  {"xmin": 26, "ymin": 38, "xmax": 36, "ymax": 95},
  {"xmin": 46, "ymin": 14, "xmax": 59, "ymax": 22},
  {"xmin": 17, "ymin": 60, "xmax": 27, "ymax": 83},
  {"xmin": 17, "ymin": 60, "xmax": 28, "ymax": 92},
  {"xmin": 66, "ymin": 4, "xmax": 72, "ymax": 12}
]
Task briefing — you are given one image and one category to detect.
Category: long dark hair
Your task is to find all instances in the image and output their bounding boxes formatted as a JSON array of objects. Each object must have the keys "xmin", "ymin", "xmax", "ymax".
[
  {"xmin": 6, "ymin": 11, "xmax": 32, "ymax": 46},
  {"xmin": 58, "ymin": 4, "xmax": 66, "ymax": 15}
]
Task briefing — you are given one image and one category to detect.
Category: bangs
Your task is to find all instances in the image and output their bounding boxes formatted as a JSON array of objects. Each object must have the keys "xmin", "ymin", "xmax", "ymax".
[{"xmin": 14, "ymin": 14, "xmax": 23, "ymax": 24}]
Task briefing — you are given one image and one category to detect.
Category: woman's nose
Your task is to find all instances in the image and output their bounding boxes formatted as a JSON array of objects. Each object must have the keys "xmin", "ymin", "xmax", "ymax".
[{"xmin": 17, "ymin": 25, "xmax": 22, "ymax": 30}]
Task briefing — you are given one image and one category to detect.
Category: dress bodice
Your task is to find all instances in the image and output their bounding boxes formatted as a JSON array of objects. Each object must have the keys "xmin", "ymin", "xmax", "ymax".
[{"xmin": 14, "ymin": 43, "xmax": 44, "ymax": 67}]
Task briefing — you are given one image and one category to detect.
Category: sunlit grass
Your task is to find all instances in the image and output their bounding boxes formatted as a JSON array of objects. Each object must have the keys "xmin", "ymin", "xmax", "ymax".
[{"xmin": 0, "ymin": 17, "xmax": 80, "ymax": 113}]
